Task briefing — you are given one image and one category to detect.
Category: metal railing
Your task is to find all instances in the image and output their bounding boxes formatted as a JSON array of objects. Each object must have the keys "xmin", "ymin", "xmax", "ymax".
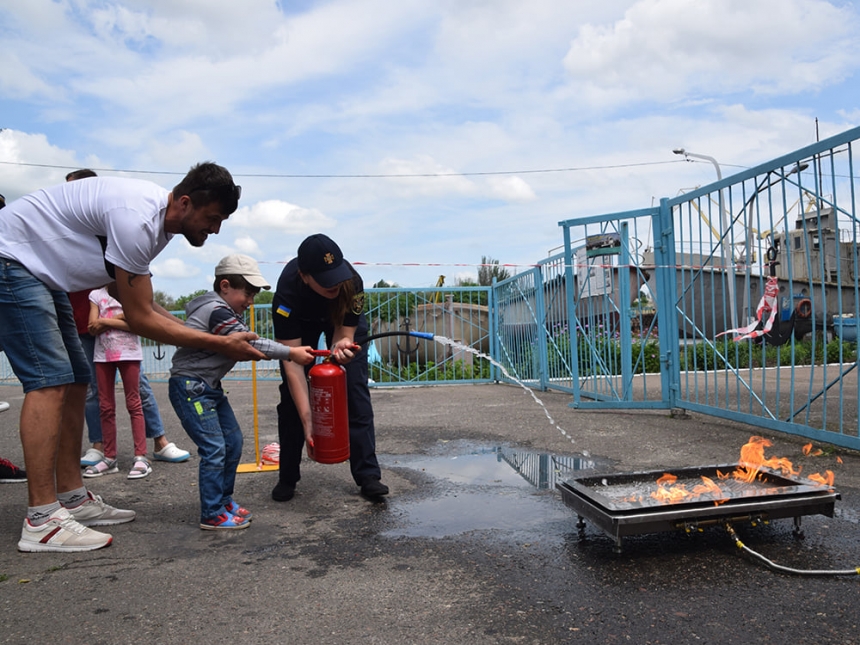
[
  {"xmin": 3, "ymin": 126, "xmax": 859, "ymax": 452},
  {"xmin": 138, "ymin": 289, "xmax": 497, "ymax": 386},
  {"xmin": 364, "ymin": 286, "xmax": 493, "ymax": 386},
  {"xmin": 492, "ymin": 253, "xmax": 575, "ymax": 393},
  {"xmin": 558, "ymin": 125, "xmax": 860, "ymax": 450},
  {"xmin": 1, "ymin": 289, "xmax": 496, "ymax": 387}
]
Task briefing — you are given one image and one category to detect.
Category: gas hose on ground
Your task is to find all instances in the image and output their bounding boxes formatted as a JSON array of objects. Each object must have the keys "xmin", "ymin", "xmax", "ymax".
[{"xmin": 724, "ymin": 522, "xmax": 860, "ymax": 577}]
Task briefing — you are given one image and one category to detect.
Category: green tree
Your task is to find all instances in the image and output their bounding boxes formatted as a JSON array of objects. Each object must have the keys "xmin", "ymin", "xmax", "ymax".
[
  {"xmin": 478, "ymin": 256, "xmax": 510, "ymax": 286},
  {"xmin": 367, "ymin": 280, "xmax": 412, "ymax": 322},
  {"xmin": 255, "ymin": 290, "xmax": 274, "ymax": 305},
  {"xmin": 153, "ymin": 290, "xmax": 176, "ymax": 310},
  {"xmin": 169, "ymin": 286, "xmax": 273, "ymax": 313},
  {"xmin": 174, "ymin": 289, "xmax": 208, "ymax": 311}
]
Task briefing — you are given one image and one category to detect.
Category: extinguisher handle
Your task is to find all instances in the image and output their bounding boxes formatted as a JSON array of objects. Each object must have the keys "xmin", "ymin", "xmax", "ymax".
[{"xmin": 309, "ymin": 344, "xmax": 361, "ymax": 358}]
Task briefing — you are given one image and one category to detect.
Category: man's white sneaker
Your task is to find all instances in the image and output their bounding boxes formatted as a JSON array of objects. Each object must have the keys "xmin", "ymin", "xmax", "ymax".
[
  {"xmin": 65, "ymin": 491, "xmax": 136, "ymax": 526},
  {"xmin": 18, "ymin": 507, "xmax": 112, "ymax": 553}
]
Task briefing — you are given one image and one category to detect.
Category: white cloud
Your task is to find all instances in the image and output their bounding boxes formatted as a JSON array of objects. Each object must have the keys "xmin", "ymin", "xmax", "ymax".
[
  {"xmin": 150, "ymin": 257, "xmax": 202, "ymax": 280},
  {"xmin": 234, "ymin": 235, "xmax": 261, "ymax": 254},
  {"xmin": 229, "ymin": 199, "xmax": 335, "ymax": 233},
  {"xmin": 139, "ymin": 131, "xmax": 211, "ymax": 171},
  {"xmin": 3, "ymin": 0, "xmax": 860, "ymax": 297},
  {"xmin": 836, "ymin": 108, "xmax": 860, "ymax": 128},
  {"xmin": 378, "ymin": 156, "xmax": 478, "ymax": 198},
  {"xmin": 372, "ymin": 157, "xmax": 537, "ymax": 203},
  {"xmin": 30, "ymin": 0, "xmax": 435, "ymax": 138},
  {"xmin": 0, "ymin": 129, "xmax": 101, "ymax": 199},
  {"xmin": 0, "ymin": 51, "xmax": 61, "ymax": 101},
  {"xmin": 486, "ymin": 176, "xmax": 537, "ymax": 202},
  {"xmin": 563, "ymin": 0, "xmax": 860, "ymax": 107}
]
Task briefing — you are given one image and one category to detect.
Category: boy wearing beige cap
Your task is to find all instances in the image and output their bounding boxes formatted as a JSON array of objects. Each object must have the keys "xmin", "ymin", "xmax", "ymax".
[{"xmin": 168, "ymin": 254, "xmax": 314, "ymax": 530}]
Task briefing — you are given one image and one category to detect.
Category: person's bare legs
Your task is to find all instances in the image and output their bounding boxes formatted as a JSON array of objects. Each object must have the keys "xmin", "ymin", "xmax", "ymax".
[
  {"xmin": 19, "ymin": 385, "xmax": 67, "ymax": 506},
  {"xmin": 19, "ymin": 383, "xmax": 87, "ymax": 505},
  {"xmin": 57, "ymin": 383, "xmax": 87, "ymax": 495}
]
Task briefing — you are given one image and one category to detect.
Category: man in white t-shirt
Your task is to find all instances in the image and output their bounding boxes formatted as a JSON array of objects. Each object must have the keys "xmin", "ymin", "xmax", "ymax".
[{"xmin": 0, "ymin": 162, "xmax": 266, "ymax": 553}]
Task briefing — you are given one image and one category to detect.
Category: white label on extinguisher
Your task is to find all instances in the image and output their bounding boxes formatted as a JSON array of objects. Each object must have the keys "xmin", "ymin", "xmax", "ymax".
[{"xmin": 312, "ymin": 385, "xmax": 335, "ymax": 437}]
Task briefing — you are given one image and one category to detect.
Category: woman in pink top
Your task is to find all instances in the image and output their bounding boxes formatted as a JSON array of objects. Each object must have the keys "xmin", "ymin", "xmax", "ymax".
[{"xmin": 84, "ymin": 284, "xmax": 151, "ymax": 479}]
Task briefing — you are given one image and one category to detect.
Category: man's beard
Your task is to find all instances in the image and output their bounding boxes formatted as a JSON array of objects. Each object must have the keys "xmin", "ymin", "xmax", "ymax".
[{"xmin": 184, "ymin": 231, "xmax": 207, "ymax": 247}]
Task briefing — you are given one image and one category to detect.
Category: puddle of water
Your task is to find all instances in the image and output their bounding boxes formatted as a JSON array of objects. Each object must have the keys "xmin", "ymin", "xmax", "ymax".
[{"xmin": 381, "ymin": 445, "xmax": 608, "ymax": 540}]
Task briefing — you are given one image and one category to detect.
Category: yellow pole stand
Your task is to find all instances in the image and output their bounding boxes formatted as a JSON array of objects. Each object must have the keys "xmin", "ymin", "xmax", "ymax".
[{"xmin": 238, "ymin": 303, "xmax": 278, "ymax": 473}]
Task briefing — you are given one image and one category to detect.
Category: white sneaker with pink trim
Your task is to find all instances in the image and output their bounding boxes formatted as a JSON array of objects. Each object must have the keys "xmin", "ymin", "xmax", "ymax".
[{"xmin": 18, "ymin": 507, "xmax": 113, "ymax": 553}]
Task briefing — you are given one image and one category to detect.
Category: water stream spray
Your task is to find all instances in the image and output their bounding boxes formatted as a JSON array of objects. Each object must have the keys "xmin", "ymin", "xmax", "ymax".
[{"xmin": 357, "ymin": 331, "xmax": 577, "ymax": 446}]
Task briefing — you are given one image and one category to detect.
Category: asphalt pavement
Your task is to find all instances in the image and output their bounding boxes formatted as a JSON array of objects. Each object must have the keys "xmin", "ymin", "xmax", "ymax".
[{"xmin": 1, "ymin": 380, "xmax": 858, "ymax": 644}]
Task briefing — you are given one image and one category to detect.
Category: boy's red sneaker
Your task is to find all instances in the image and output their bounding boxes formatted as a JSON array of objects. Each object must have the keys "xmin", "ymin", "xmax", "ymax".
[{"xmin": 200, "ymin": 512, "xmax": 249, "ymax": 531}]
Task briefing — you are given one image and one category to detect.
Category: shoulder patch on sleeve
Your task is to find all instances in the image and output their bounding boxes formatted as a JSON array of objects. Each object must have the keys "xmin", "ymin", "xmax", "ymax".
[
  {"xmin": 352, "ymin": 293, "xmax": 365, "ymax": 315},
  {"xmin": 276, "ymin": 305, "xmax": 291, "ymax": 318}
]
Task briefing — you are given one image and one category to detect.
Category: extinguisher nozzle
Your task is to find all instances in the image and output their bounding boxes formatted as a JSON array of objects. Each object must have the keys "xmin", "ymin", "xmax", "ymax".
[{"xmin": 409, "ymin": 331, "xmax": 435, "ymax": 340}]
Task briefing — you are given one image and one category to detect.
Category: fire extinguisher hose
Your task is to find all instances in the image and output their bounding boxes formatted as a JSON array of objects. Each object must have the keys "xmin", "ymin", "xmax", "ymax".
[{"xmin": 357, "ymin": 331, "xmax": 435, "ymax": 344}]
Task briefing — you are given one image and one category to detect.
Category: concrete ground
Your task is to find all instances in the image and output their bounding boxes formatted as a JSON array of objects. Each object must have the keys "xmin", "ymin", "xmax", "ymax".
[{"xmin": 1, "ymin": 380, "xmax": 858, "ymax": 644}]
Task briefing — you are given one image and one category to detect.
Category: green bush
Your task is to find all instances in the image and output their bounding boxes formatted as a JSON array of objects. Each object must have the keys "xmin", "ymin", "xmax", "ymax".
[
  {"xmin": 554, "ymin": 334, "xmax": 857, "ymax": 377},
  {"xmin": 369, "ymin": 357, "xmax": 491, "ymax": 383}
]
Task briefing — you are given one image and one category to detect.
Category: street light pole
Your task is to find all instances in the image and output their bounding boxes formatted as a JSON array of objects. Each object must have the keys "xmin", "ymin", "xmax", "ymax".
[{"xmin": 673, "ymin": 148, "xmax": 737, "ymax": 330}]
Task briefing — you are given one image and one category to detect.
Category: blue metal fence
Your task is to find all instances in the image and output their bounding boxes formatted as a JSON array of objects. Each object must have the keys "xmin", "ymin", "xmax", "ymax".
[
  {"xmin": 364, "ymin": 286, "xmax": 494, "ymax": 386},
  {"xmin": 492, "ymin": 253, "xmax": 574, "ymax": 393},
  {"xmin": 3, "ymin": 126, "xmax": 859, "ymax": 451},
  {"xmin": 559, "ymin": 125, "xmax": 860, "ymax": 450},
  {"xmin": 0, "ymin": 290, "xmax": 494, "ymax": 387},
  {"xmin": 145, "ymin": 287, "xmax": 497, "ymax": 387}
]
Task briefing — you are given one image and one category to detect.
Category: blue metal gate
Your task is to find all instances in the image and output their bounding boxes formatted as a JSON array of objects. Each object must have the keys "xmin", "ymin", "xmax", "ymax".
[
  {"xmin": 492, "ymin": 251, "xmax": 592, "ymax": 394},
  {"xmin": 559, "ymin": 125, "xmax": 860, "ymax": 450},
  {"xmin": 564, "ymin": 212, "xmax": 667, "ymax": 408}
]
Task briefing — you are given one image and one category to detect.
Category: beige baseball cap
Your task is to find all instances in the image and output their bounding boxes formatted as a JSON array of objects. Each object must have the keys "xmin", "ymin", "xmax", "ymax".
[{"xmin": 214, "ymin": 254, "xmax": 271, "ymax": 289}]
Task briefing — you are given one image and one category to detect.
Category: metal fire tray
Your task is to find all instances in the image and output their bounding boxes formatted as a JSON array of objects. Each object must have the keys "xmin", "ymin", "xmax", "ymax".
[{"xmin": 557, "ymin": 464, "xmax": 840, "ymax": 552}]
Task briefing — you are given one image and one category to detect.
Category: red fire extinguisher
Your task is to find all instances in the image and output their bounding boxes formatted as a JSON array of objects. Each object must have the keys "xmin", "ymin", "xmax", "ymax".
[{"xmin": 307, "ymin": 352, "xmax": 350, "ymax": 464}]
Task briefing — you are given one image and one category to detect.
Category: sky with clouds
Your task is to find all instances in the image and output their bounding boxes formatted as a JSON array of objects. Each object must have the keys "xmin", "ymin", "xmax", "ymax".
[{"xmin": 1, "ymin": 0, "xmax": 859, "ymax": 298}]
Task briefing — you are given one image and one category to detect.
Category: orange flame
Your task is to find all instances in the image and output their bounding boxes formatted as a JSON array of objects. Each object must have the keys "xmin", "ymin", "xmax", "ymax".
[
  {"xmin": 650, "ymin": 473, "xmax": 691, "ymax": 504},
  {"xmin": 644, "ymin": 436, "xmax": 837, "ymax": 506},
  {"xmin": 735, "ymin": 436, "xmax": 801, "ymax": 483},
  {"xmin": 807, "ymin": 471, "xmax": 835, "ymax": 486},
  {"xmin": 692, "ymin": 476, "xmax": 723, "ymax": 498},
  {"xmin": 802, "ymin": 442, "xmax": 824, "ymax": 457},
  {"xmin": 649, "ymin": 473, "xmax": 727, "ymax": 506}
]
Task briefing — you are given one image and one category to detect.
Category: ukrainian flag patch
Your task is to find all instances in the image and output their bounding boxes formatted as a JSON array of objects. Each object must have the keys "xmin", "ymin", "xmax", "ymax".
[{"xmin": 276, "ymin": 305, "xmax": 291, "ymax": 318}]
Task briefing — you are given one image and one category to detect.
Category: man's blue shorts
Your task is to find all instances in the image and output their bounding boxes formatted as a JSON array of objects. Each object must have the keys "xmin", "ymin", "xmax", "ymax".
[{"xmin": 0, "ymin": 258, "xmax": 90, "ymax": 393}]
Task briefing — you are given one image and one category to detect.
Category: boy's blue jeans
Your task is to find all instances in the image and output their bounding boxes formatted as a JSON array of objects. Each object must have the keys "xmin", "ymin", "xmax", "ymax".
[{"xmin": 168, "ymin": 376, "xmax": 242, "ymax": 521}]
